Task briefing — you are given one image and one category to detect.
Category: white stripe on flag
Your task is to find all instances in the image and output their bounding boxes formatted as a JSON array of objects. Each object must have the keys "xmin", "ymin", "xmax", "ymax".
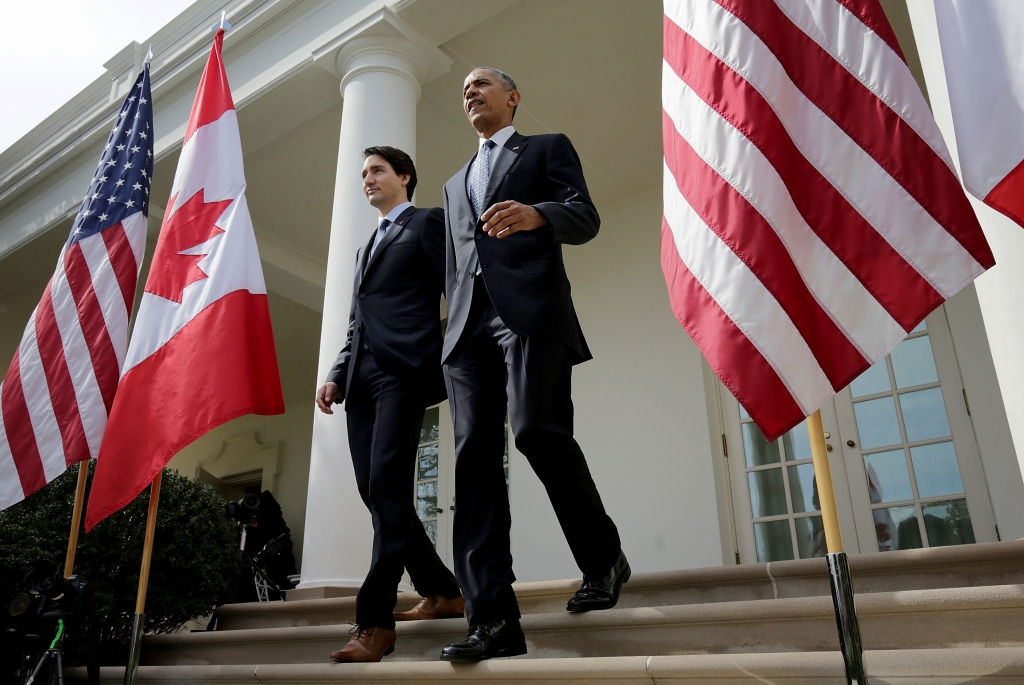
[
  {"xmin": 122, "ymin": 212, "xmax": 148, "ymax": 271},
  {"xmin": 668, "ymin": 0, "xmax": 983, "ymax": 297},
  {"xmin": 17, "ymin": 312, "xmax": 66, "ymax": 481},
  {"xmin": 78, "ymin": 231, "xmax": 129, "ymax": 368},
  {"xmin": 0, "ymin": 400, "xmax": 24, "ymax": 510},
  {"xmin": 662, "ymin": 63, "xmax": 904, "ymax": 360},
  {"xmin": 50, "ymin": 267, "xmax": 106, "ymax": 459},
  {"xmin": 772, "ymin": 0, "xmax": 954, "ymax": 169},
  {"xmin": 663, "ymin": 161, "xmax": 833, "ymax": 413}
]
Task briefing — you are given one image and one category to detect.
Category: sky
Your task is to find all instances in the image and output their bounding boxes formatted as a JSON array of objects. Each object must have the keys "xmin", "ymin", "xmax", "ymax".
[{"xmin": 0, "ymin": 0, "xmax": 197, "ymax": 155}]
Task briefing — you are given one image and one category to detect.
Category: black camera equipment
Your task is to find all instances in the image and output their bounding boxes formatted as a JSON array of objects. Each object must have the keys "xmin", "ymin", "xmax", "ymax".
[
  {"xmin": 2, "ymin": 561, "xmax": 96, "ymax": 685},
  {"xmin": 225, "ymin": 493, "xmax": 290, "ymax": 602}
]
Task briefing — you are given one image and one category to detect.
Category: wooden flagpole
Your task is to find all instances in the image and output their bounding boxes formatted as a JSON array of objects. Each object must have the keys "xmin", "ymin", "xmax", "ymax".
[
  {"xmin": 807, "ymin": 410, "xmax": 867, "ymax": 685},
  {"xmin": 63, "ymin": 461, "xmax": 90, "ymax": 578},
  {"xmin": 123, "ymin": 471, "xmax": 162, "ymax": 685}
]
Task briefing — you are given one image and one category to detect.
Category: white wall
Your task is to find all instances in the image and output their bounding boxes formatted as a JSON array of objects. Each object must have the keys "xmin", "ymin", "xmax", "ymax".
[{"xmin": 508, "ymin": 191, "xmax": 725, "ymax": 582}]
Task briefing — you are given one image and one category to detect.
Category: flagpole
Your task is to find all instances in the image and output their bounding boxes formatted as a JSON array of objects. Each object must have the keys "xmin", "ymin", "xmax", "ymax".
[
  {"xmin": 807, "ymin": 410, "xmax": 867, "ymax": 685},
  {"xmin": 63, "ymin": 461, "xmax": 90, "ymax": 577},
  {"xmin": 123, "ymin": 471, "xmax": 162, "ymax": 685}
]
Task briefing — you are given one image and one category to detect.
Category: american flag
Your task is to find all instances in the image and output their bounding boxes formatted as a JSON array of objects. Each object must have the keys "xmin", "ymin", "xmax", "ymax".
[
  {"xmin": 661, "ymin": 0, "xmax": 994, "ymax": 441},
  {"xmin": 0, "ymin": 64, "xmax": 153, "ymax": 510}
]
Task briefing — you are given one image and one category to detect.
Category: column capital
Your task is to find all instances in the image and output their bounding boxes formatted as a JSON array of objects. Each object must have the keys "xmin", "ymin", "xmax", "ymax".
[{"xmin": 312, "ymin": 7, "xmax": 451, "ymax": 95}]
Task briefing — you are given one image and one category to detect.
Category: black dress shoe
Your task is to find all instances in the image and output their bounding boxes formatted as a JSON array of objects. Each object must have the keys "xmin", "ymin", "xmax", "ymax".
[
  {"xmin": 439, "ymin": 618, "xmax": 527, "ymax": 661},
  {"xmin": 566, "ymin": 551, "xmax": 631, "ymax": 612}
]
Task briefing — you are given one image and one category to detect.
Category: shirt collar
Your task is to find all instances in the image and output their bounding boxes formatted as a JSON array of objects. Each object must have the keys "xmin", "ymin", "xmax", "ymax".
[
  {"xmin": 381, "ymin": 201, "xmax": 414, "ymax": 225},
  {"xmin": 479, "ymin": 125, "xmax": 516, "ymax": 151}
]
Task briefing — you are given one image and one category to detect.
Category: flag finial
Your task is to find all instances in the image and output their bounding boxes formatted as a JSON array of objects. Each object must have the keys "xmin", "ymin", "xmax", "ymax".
[
  {"xmin": 144, "ymin": 44, "xmax": 153, "ymax": 65},
  {"xmin": 212, "ymin": 10, "xmax": 232, "ymax": 32}
]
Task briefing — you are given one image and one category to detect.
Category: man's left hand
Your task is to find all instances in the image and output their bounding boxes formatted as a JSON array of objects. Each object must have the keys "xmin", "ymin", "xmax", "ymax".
[{"xmin": 481, "ymin": 201, "xmax": 546, "ymax": 238}]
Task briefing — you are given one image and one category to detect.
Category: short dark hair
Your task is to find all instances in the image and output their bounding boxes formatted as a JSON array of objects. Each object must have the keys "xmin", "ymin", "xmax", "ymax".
[
  {"xmin": 362, "ymin": 146, "xmax": 417, "ymax": 200},
  {"xmin": 472, "ymin": 66, "xmax": 518, "ymax": 120}
]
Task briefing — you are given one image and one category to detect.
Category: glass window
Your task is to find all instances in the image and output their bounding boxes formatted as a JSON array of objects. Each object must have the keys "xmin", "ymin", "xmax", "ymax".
[
  {"xmin": 748, "ymin": 469, "xmax": 788, "ymax": 518},
  {"xmin": 787, "ymin": 463, "xmax": 817, "ymax": 513},
  {"xmin": 899, "ymin": 388, "xmax": 951, "ymax": 442},
  {"xmin": 873, "ymin": 505, "xmax": 923, "ymax": 551},
  {"xmin": 794, "ymin": 516, "xmax": 826, "ymax": 559},
  {"xmin": 754, "ymin": 519, "xmax": 794, "ymax": 562},
  {"xmin": 850, "ymin": 359, "xmax": 891, "ymax": 398},
  {"xmin": 853, "ymin": 396, "xmax": 903, "ymax": 449},
  {"xmin": 783, "ymin": 422, "xmax": 812, "ymax": 461},
  {"xmin": 863, "ymin": 450, "xmax": 913, "ymax": 503},
  {"xmin": 415, "ymin": 408, "xmax": 441, "ymax": 547},
  {"xmin": 743, "ymin": 422, "xmax": 781, "ymax": 467},
  {"xmin": 922, "ymin": 499, "xmax": 976, "ymax": 547},
  {"xmin": 910, "ymin": 442, "xmax": 964, "ymax": 498},
  {"xmin": 890, "ymin": 336, "xmax": 939, "ymax": 389}
]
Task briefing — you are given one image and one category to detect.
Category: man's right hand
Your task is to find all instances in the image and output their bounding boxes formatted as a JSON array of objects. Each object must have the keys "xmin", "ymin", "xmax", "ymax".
[{"xmin": 316, "ymin": 382, "xmax": 341, "ymax": 414}]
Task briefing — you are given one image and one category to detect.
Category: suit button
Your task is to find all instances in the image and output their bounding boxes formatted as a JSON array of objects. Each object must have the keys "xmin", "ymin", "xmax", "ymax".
[
  {"xmin": 475, "ymin": 234, "xmax": 482, "ymax": 240},
  {"xmin": 359, "ymin": 294, "xmax": 365, "ymax": 299}
]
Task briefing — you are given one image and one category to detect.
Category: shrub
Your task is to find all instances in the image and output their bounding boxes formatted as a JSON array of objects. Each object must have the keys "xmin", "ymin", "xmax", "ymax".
[{"xmin": 0, "ymin": 463, "xmax": 245, "ymax": 665}]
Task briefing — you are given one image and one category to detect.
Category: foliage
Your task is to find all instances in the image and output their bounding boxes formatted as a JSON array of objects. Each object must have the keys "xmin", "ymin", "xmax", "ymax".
[{"xmin": 0, "ymin": 463, "xmax": 245, "ymax": 664}]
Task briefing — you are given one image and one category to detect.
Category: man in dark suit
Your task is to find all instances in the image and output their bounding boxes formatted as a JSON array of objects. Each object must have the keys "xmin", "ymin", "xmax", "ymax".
[
  {"xmin": 316, "ymin": 146, "xmax": 463, "ymax": 663},
  {"xmin": 438, "ymin": 68, "xmax": 629, "ymax": 662}
]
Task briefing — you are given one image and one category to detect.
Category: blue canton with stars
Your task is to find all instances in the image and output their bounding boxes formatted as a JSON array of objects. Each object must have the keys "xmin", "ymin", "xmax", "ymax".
[{"xmin": 69, "ymin": 63, "xmax": 154, "ymax": 247}]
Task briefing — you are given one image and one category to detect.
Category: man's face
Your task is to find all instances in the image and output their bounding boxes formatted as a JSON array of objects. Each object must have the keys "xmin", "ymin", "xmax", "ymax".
[
  {"xmin": 362, "ymin": 155, "xmax": 408, "ymax": 209},
  {"xmin": 463, "ymin": 69, "xmax": 518, "ymax": 132}
]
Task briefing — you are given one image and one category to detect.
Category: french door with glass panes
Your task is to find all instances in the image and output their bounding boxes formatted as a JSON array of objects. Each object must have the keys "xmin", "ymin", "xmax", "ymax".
[
  {"xmin": 414, "ymin": 404, "xmax": 510, "ymax": 568},
  {"xmin": 724, "ymin": 307, "xmax": 997, "ymax": 564}
]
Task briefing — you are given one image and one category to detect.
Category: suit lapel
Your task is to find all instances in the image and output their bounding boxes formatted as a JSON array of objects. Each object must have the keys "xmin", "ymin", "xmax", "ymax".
[
  {"xmin": 483, "ymin": 132, "xmax": 527, "ymax": 211},
  {"xmin": 449, "ymin": 160, "xmax": 474, "ymax": 223},
  {"xmin": 362, "ymin": 205, "xmax": 415, "ymax": 278}
]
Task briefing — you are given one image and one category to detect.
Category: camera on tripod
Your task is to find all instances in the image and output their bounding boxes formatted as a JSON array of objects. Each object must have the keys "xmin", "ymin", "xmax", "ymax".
[
  {"xmin": 225, "ymin": 493, "xmax": 293, "ymax": 602},
  {"xmin": 2, "ymin": 560, "xmax": 94, "ymax": 685}
]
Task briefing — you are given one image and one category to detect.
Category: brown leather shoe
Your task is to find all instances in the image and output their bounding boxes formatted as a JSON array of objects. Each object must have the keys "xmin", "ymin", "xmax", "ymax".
[
  {"xmin": 394, "ymin": 595, "xmax": 465, "ymax": 621},
  {"xmin": 329, "ymin": 625, "xmax": 396, "ymax": 663}
]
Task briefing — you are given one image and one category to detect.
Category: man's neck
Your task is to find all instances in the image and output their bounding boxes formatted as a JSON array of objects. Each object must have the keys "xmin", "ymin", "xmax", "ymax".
[
  {"xmin": 376, "ymin": 199, "xmax": 405, "ymax": 218},
  {"xmin": 476, "ymin": 119, "xmax": 514, "ymax": 140}
]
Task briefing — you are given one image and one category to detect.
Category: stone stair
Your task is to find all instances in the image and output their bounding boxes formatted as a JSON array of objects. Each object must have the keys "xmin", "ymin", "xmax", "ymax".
[{"xmin": 70, "ymin": 539, "xmax": 1024, "ymax": 683}]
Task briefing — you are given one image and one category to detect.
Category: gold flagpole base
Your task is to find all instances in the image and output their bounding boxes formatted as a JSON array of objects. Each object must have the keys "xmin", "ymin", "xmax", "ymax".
[{"xmin": 123, "ymin": 612, "xmax": 145, "ymax": 685}]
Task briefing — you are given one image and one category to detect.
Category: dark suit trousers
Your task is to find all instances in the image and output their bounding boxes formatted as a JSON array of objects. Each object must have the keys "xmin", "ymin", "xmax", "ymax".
[
  {"xmin": 443, "ymin": 283, "xmax": 622, "ymax": 625},
  {"xmin": 346, "ymin": 349, "xmax": 460, "ymax": 629}
]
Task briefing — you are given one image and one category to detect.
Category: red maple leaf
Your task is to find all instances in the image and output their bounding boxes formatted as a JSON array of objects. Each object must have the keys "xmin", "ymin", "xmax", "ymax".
[{"xmin": 146, "ymin": 189, "xmax": 232, "ymax": 303}]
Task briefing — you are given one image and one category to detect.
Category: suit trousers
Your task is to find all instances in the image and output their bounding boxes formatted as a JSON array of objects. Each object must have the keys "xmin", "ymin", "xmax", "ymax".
[
  {"xmin": 346, "ymin": 349, "xmax": 460, "ymax": 629},
  {"xmin": 443, "ymin": 282, "xmax": 622, "ymax": 625}
]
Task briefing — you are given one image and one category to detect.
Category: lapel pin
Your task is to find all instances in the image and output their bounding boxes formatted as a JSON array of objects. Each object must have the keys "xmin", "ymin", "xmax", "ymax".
[{"xmin": 512, "ymin": 146, "xmax": 519, "ymax": 150}]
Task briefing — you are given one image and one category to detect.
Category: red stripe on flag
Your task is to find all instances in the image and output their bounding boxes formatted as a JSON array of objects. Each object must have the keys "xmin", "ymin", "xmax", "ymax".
[
  {"xmin": 1, "ymin": 353, "xmax": 47, "ymax": 495},
  {"xmin": 183, "ymin": 29, "xmax": 235, "ymax": 145},
  {"xmin": 715, "ymin": 0, "xmax": 994, "ymax": 269},
  {"xmin": 661, "ymin": 220, "xmax": 803, "ymax": 441},
  {"xmin": 35, "ymin": 282, "xmax": 90, "ymax": 467},
  {"xmin": 663, "ymin": 109, "xmax": 870, "ymax": 390},
  {"xmin": 664, "ymin": 15, "xmax": 943, "ymax": 330},
  {"xmin": 983, "ymin": 158, "xmax": 1024, "ymax": 229},
  {"xmin": 86, "ymin": 290, "xmax": 284, "ymax": 530},
  {"xmin": 835, "ymin": 0, "xmax": 906, "ymax": 62},
  {"xmin": 63, "ymin": 244, "xmax": 119, "ymax": 413},
  {"xmin": 101, "ymin": 223, "xmax": 139, "ymax": 316}
]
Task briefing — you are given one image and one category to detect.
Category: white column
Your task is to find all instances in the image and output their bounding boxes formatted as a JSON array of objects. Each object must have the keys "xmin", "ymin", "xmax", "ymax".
[{"xmin": 298, "ymin": 23, "xmax": 449, "ymax": 589}]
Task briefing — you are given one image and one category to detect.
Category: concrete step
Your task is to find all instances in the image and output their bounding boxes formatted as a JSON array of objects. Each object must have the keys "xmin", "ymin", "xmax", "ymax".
[
  {"xmin": 218, "ymin": 538, "xmax": 1024, "ymax": 631},
  {"xmin": 73, "ymin": 647, "xmax": 1024, "ymax": 684},
  {"xmin": 143, "ymin": 584, "xmax": 1024, "ymax": 666}
]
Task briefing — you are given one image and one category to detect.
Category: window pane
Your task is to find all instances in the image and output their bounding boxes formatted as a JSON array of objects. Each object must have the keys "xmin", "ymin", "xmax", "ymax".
[
  {"xmin": 873, "ymin": 505, "xmax": 923, "ymax": 551},
  {"xmin": 795, "ymin": 516, "xmax": 826, "ymax": 559},
  {"xmin": 782, "ymin": 422, "xmax": 812, "ymax": 461},
  {"xmin": 754, "ymin": 519, "xmax": 794, "ymax": 562},
  {"xmin": 421, "ymin": 519, "xmax": 437, "ymax": 547},
  {"xmin": 851, "ymin": 359, "xmax": 891, "ymax": 397},
  {"xmin": 922, "ymin": 499, "xmax": 976, "ymax": 547},
  {"xmin": 417, "ymin": 445, "xmax": 438, "ymax": 479},
  {"xmin": 420, "ymin": 407, "xmax": 440, "ymax": 444},
  {"xmin": 748, "ymin": 468, "xmax": 788, "ymax": 518},
  {"xmin": 738, "ymin": 404, "xmax": 749, "ymax": 420},
  {"xmin": 911, "ymin": 320, "xmax": 927, "ymax": 334},
  {"xmin": 743, "ymin": 422, "xmax": 781, "ymax": 467},
  {"xmin": 853, "ymin": 396, "xmax": 903, "ymax": 449},
  {"xmin": 899, "ymin": 388, "xmax": 951, "ymax": 442},
  {"xmin": 863, "ymin": 450, "xmax": 913, "ymax": 503},
  {"xmin": 416, "ymin": 481, "xmax": 438, "ymax": 519},
  {"xmin": 890, "ymin": 336, "xmax": 939, "ymax": 389},
  {"xmin": 788, "ymin": 463, "xmax": 818, "ymax": 513},
  {"xmin": 910, "ymin": 442, "xmax": 964, "ymax": 498}
]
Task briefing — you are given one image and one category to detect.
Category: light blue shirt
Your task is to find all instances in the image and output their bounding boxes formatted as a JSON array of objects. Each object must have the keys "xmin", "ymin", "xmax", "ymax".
[{"xmin": 370, "ymin": 201, "xmax": 413, "ymax": 256}]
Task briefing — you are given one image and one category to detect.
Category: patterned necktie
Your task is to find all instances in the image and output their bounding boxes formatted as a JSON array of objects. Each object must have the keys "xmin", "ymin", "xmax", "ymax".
[
  {"xmin": 369, "ymin": 218, "xmax": 390, "ymax": 258},
  {"xmin": 469, "ymin": 139, "xmax": 496, "ymax": 218}
]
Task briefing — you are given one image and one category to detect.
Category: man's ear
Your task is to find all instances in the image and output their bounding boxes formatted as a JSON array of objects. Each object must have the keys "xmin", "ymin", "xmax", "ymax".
[
  {"xmin": 508, "ymin": 90, "xmax": 521, "ymax": 108},
  {"xmin": 400, "ymin": 174, "xmax": 410, "ymax": 188}
]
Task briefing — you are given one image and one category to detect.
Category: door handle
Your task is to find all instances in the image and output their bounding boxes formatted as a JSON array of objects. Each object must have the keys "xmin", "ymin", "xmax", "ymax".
[
  {"xmin": 847, "ymin": 439, "xmax": 856, "ymax": 447},
  {"xmin": 435, "ymin": 507, "xmax": 444, "ymax": 514}
]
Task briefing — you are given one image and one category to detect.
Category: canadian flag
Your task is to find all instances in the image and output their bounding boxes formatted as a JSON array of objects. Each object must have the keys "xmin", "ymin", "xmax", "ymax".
[
  {"xmin": 86, "ymin": 29, "xmax": 284, "ymax": 530},
  {"xmin": 934, "ymin": 0, "xmax": 1024, "ymax": 228}
]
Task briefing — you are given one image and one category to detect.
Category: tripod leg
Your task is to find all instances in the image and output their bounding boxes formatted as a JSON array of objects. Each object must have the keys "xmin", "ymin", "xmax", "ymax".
[
  {"xmin": 24, "ymin": 650, "xmax": 51, "ymax": 685},
  {"xmin": 55, "ymin": 649, "xmax": 64, "ymax": 685}
]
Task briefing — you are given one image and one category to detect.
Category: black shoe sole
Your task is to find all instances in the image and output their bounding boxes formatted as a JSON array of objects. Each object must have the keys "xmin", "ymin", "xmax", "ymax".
[
  {"xmin": 566, "ymin": 566, "xmax": 631, "ymax": 613},
  {"xmin": 439, "ymin": 641, "xmax": 527, "ymax": 662}
]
